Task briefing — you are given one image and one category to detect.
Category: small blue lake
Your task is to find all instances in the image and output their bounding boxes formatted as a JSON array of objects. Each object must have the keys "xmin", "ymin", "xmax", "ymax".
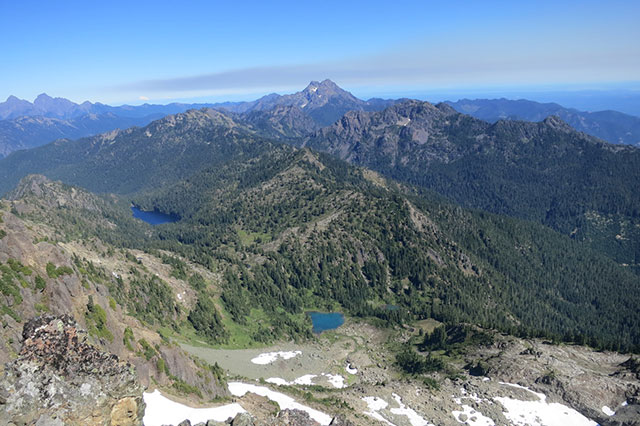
[
  {"xmin": 131, "ymin": 206, "xmax": 179, "ymax": 226},
  {"xmin": 309, "ymin": 312, "xmax": 344, "ymax": 334}
]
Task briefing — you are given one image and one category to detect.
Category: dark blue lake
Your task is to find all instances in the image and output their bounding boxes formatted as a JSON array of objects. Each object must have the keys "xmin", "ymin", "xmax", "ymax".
[
  {"xmin": 309, "ymin": 312, "xmax": 344, "ymax": 334},
  {"xmin": 131, "ymin": 206, "xmax": 179, "ymax": 225}
]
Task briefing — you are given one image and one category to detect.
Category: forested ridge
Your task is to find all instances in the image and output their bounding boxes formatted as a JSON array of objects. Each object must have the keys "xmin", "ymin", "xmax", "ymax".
[
  {"xmin": 11, "ymin": 147, "xmax": 636, "ymax": 351},
  {"xmin": 302, "ymin": 101, "xmax": 640, "ymax": 271}
]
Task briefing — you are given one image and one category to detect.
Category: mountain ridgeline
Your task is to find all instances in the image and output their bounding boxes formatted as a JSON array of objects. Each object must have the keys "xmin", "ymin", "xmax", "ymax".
[
  {"xmin": 446, "ymin": 98, "xmax": 640, "ymax": 146},
  {"xmin": 0, "ymin": 81, "xmax": 395, "ymax": 159},
  {"xmin": 301, "ymin": 100, "xmax": 640, "ymax": 270},
  {"xmin": 0, "ymin": 109, "xmax": 278, "ymax": 194},
  {"xmin": 0, "ymin": 113, "xmax": 161, "ymax": 158}
]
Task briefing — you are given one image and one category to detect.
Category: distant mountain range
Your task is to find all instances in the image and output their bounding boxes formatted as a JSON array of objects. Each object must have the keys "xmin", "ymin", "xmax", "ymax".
[
  {"xmin": 0, "ymin": 93, "xmax": 202, "ymax": 120},
  {"xmin": 2, "ymin": 82, "xmax": 639, "ymax": 159},
  {"xmin": 0, "ymin": 80, "xmax": 397, "ymax": 157},
  {"xmin": 446, "ymin": 98, "xmax": 640, "ymax": 146},
  {"xmin": 0, "ymin": 113, "xmax": 161, "ymax": 157}
]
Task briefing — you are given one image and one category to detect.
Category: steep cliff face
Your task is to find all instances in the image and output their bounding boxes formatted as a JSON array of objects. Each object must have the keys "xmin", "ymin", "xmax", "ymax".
[{"xmin": 0, "ymin": 315, "xmax": 144, "ymax": 425}]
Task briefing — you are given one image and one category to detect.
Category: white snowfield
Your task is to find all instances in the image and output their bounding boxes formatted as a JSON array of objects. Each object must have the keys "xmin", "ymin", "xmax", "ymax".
[
  {"xmin": 363, "ymin": 395, "xmax": 434, "ymax": 426},
  {"xmin": 144, "ymin": 381, "xmax": 333, "ymax": 426},
  {"xmin": 250, "ymin": 350, "xmax": 302, "ymax": 365},
  {"xmin": 494, "ymin": 382, "xmax": 597, "ymax": 426},
  {"xmin": 142, "ymin": 389, "xmax": 245, "ymax": 426},
  {"xmin": 228, "ymin": 382, "xmax": 333, "ymax": 425},
  {"xmin": 265, "ymin": 373, "xmax": 346, "ymax": 388},
  {"xmin": 143, "ymin": 378, "xmax": 603, "ymax": 426},
  {"xmin": 390, "ymin": 393, "xmax": 434, "ymax": 426},
  {"xmin": 363, "ymin": 396, "xmax": 394, "ymax": 426},
  {"xmin": 452, "ymin": 403, "xmax": 495, "ymax": 426}
]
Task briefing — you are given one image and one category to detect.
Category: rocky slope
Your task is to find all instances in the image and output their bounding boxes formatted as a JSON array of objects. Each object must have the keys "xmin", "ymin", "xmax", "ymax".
[
  {"xmin": 0, "ymin": 315, "xmax": 144, "ymax": 425},
  {"xmin": 153, "ymin": 320, "xmax": 640, "ymax": 426},
  {"xmin": 0, "ymin": 179, "xmax": 229, "ymax": 404}
]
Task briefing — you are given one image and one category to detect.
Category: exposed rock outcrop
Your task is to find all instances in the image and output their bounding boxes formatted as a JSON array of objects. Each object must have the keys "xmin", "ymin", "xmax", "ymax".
[{"xmin": 0, "ymin": 315, "xmax": 145, "ymax": 425}]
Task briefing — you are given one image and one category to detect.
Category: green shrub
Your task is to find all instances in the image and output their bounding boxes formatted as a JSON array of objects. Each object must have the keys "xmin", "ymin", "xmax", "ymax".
[
  {"xmin": 46, "ymin": 262, "xmax": 73, "ymax": 279},
  {"xmin": 188, "ymin": 294, "xmax": 228, "ymax": 343},
  {"xmin": 138, "ymin": 338, "xmax": 156, "ymax": 361},
  {"xmin": 85, "ymin": 296, "xmax": 113, "ymax": 342},
  {"xmin": 35, "ymin": 275, "xmax": 46, "ymax": 290},
  {"xmin": 123, "ymin": 327, "xmax": 135, "ymax": 351}
]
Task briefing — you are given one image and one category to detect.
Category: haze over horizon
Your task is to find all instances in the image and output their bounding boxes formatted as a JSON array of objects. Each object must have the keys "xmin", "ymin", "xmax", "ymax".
[{"xmin": 1, "ymin": 0, "xmax": 639, "ymax": 110}]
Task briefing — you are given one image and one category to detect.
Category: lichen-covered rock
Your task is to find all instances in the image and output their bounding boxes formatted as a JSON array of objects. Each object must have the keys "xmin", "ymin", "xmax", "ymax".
[
  {"xmin": 269, "ymin": 409, "xmax": 319, "ymax": 426},
  {"xmin": 328, "ymin": 415, "xmax": 354, "ymax": 426},
  {"xmin": 229, "ymin": 412, "xmax": 256, "ymax": 425},
  {"xmin": 0, "ymin": 315, "xmax": 145, "ymax": 425}
]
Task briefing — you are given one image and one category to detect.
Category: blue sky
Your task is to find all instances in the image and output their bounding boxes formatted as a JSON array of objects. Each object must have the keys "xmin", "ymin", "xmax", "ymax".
[{"xmin": 1, "ymin": 0, "xmax": 639, "ymax": 105}]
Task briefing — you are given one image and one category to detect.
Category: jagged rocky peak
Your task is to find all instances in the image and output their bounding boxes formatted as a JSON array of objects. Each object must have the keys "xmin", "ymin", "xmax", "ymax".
[
  {"xmin": 33, "ymin": 92, "xmax": 54, "ymax": 104},
  {"xmin": 302, "ymin": 79, "xmax": 358, "ymax": 101},
  {"xmin": 305, "ymin": 79, "xmax": 342, "ymax": 93},
  {"xmin": 5, "ymin": 94, "xmax": 25, "ymax": 104},
  {"xmin": 0, "ymin": 315, "xmax": 145, "ymax": 425},
  {"xmin": 7, "ymin": 174, "xmax": 101, "ymax": 213},
  {"xmin": 6, "ymin": 174, "xmax": 56, "ymax": 200},
  {"xmin": 542, "ymin": 114, "xmax": 574, "ymax": 131},
  {"xmin": 435, "ymin": 101, "xmax": 459, "ymax": 115}
]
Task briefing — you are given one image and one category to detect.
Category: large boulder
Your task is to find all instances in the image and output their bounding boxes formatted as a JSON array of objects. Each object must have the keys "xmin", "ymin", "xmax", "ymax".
[{"xmin": 0, "ymin": 315, "xmax": 145, "ymax": 425}]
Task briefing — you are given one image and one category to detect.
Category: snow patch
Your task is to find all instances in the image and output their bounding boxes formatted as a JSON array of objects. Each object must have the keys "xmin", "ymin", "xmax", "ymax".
[
  {"xmin": 143, "ymin": 389, "xmax": 245, "ymax": 426},
  {"xmin": 294, "ymin": 374, "xmax": 317, "ymax": 386},
  {"xmin": 266, "ymin": 373, "xmax": 346, "ymax": 388},
  {"xmin": 228, "ymin": 382, "xmax": 332, "ymax": 425},
  {"xmin": 390, "ymin": 393, "xmax": 434, "ymax": 426},
  {"xmin": 363, "ymin": 396, "xmax": 395, "ymax": 426},
  {"xmin": 250, "ymin": 350, "xmax": 302, "ymax": 365},
  {"xmin": 265, "ymin": 377, "xmax": 289, "ymax": 386},
  {"xmin": 324, "ymin": 373, "xmax": 345, "ymax": 388},
  {"xmin": 602, "ymin": 406, "xmax": 615, "ymax": 416},
  {"xmin": 452, "ymin": 404, "xmax": 495, "ymax": 426},
  {"xmin": 495, "ymin": 382, "xmax": 597, "ymax": 426},
  {"xmin": 346, "ymin": 363, "xmax": 358, "ymax": 374}
]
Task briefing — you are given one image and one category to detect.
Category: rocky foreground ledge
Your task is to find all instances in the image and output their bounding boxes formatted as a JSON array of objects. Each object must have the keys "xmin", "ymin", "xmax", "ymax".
[{"xmin": 0, "ymin": 315, "xmax": 145, "ymax": 425}]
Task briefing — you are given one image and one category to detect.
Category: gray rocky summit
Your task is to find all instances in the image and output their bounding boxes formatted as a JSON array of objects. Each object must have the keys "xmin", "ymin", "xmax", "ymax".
[{"xmin": 0, "ymin": 315, "xmax": 145, "ymax": 425}]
